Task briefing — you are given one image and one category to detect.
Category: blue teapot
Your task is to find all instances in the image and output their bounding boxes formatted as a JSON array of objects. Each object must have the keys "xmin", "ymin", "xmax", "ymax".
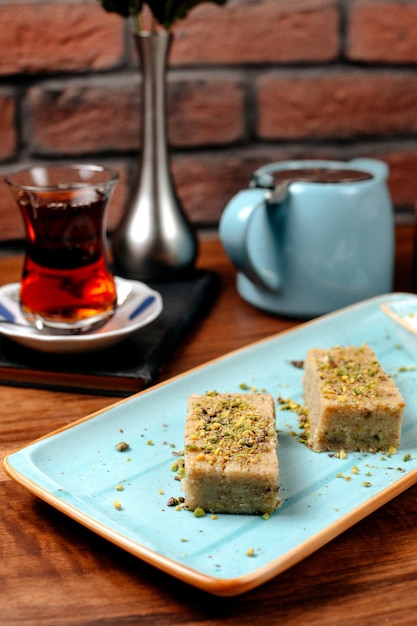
[{"xmin": 219, "ymin": 158, "xmax": 394, "ymax": 318}]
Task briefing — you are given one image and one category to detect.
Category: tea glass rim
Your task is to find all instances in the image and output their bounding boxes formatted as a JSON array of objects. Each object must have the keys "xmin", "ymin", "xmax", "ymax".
[{"xmin": 4, "ymin": 163, "xmax": 119, "ymax": 192}]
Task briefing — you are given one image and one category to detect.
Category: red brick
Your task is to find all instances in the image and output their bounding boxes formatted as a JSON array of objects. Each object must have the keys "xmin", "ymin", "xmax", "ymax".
[
  {"xmin": 0, "ymin": 178, "xmax": 24, "ymax": 241},
  {"xmin": 171, "ymin": 0, "xmax": 339, "ymax": 65},
  {"xmin": 28, "ymin": 73, "xmax": 245, "ymax": 156},
  {"xmin": 28, "ymin": 78, "xmax": 141, "ymax": 156},
  {"xmin": 0, "ymin": 2, "xmax": 126, "ymax": 75},
  {"xmin": 172, "ymin": 147, "xmax": 312, "ymax": 224},
  {"xmin": 0, "ymin": 91, "xmax": 17, "ymax": 160},
  {"xmin": 347, "ymin": 0, "xmax": 417, "ymax": 63},
  {"xmin": 168, "ymin": 73, "xmax": 245, "ymax": 147},
  {"xmin": 172, "ymin": 153, "xmax": 260, "ymax": 224},
  {"xmin": 171, "ymin": 147, "xmax": 417, "ymax": 224},
  {"xmin": 1, "ymin": 0, "xmax": 416, "ymax": 236},
  {"xmin": 382, "ymin": 150, "xmax": 417, "ymax": 208},
  {"xmin": 257, "ymin": 71, "xmax": 417, "ymax": 140}
]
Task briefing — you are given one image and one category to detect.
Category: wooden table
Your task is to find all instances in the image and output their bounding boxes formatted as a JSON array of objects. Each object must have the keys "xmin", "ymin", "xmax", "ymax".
[{"xmin": 1, "ymin": 226, "xmax": 416, "ymax": 625}]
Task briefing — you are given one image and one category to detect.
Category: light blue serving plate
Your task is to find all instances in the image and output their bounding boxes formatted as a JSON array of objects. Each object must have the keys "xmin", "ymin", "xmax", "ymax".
[{"xmin": 4, "ymin": 293, "xmax": 417, "ymax": 596}]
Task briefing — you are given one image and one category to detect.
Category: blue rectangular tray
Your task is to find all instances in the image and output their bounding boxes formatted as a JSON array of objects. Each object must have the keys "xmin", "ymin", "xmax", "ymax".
[{"xmin": 4, "ymin": 293, "xmax": 417, "ymax": 596}]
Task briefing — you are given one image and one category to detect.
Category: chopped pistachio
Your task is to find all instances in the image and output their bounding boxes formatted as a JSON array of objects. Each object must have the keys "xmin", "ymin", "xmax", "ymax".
[
  {"xmin": 115, "ymin": 441, "xmax": 129, "ymax": 452},
  {"xmin": 277, "ymin": 397, "xmax": 306, "ymax": 415},
  {"xmin": 317, "ymin": 346, "xmax": 392, "ymax": 409},
  {"xmin": 185, "ymin": 392, "xmax": 276, "ymax": 466},
  {"xmin": 171, "ymin": 458, "xmax": 184, "ymax": 472}
]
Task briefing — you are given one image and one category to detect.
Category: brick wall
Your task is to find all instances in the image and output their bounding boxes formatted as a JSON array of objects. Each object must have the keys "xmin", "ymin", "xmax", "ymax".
[{"xmin": 0, "ymin": 0, "xmax": 417, "ymax": 241}]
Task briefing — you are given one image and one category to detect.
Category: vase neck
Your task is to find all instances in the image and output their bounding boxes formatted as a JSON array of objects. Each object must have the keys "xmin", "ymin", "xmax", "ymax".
[
  {"xmin": 135, "ymin": 31, "xmax": 172, "ymax": 76},
  {"xmin": 135, "ymin": 32, "xmax": 172, "ymax": 176}
]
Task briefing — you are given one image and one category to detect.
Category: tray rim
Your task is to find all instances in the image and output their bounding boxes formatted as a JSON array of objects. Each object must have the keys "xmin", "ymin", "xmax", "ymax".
[{"xmin": 4, "ymin": 456, "xmax": 417, "ymax": 596}]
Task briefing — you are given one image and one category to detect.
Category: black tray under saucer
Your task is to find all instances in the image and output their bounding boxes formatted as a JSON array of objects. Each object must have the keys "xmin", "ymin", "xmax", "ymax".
[{"xmin": 0, "ymin": 241, "xmax": 219, "ymax": 395}]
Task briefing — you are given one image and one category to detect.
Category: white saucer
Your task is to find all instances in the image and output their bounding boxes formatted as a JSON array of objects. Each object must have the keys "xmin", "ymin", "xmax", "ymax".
[{"xmin": 0, "ymin": 277, "xmax": 163, "ymax": 354}]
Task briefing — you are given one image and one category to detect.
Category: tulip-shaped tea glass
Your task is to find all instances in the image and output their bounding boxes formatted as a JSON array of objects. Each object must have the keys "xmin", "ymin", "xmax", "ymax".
[{"xmin": 5, "ymin": 164, "xmax": 119, "ymax": 333}]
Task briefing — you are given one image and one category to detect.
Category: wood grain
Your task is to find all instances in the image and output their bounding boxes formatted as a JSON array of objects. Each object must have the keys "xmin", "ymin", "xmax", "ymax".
[{"xmin": 1, "ymin": 225, "xmax": 416, "ymax": 625}]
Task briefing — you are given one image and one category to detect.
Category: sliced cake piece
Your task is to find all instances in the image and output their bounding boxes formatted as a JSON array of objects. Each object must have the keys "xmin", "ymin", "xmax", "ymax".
[
  {"xmin": 182, "ymin": 391, "xmax": 281, "ymax": 515},
  {"xmin": 302, "ymin": 345, "xmax": 405, "ymax": 453}
]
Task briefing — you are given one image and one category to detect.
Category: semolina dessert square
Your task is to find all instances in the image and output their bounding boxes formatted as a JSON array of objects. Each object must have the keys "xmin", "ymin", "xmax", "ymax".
[
  {"xmin": 302, "ymin": 345, "xmax": 405, "ymax": 453},
  {"xmin": 182, "ymin": 391, "xmax": 281, "ymax": 515}
]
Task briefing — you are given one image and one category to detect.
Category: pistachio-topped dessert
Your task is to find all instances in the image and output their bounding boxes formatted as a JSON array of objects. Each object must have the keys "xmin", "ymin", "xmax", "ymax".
[
  {"xmin": 302, "ymin": 345, "xmax": 405, "ymax": 453},
  {"xmin": 182, "ymin": 391, "xmax": 281, "ymax": 515}
]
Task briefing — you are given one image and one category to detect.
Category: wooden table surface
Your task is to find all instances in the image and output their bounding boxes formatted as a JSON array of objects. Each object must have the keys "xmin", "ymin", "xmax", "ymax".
[{"xmin": 1, "ymin": 226, "xmax": 417, "ymax": 625}]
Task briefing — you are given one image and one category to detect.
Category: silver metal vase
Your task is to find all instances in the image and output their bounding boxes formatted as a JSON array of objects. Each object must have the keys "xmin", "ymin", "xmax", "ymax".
[{"xmin": 111, "ymin": 31, "xmax": 198, "ymax": 282}]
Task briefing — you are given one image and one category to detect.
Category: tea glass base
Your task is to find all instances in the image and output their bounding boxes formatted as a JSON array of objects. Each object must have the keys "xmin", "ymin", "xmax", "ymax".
[{"xmin": 22, "ymin": 309, "xmax": 116, "ymax": 336}]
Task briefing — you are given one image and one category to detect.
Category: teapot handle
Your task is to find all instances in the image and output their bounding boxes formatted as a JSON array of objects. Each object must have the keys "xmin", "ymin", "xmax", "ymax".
[{"xmin": 219, "ymin": 189, "xmax": 281, "ymax": 292}]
